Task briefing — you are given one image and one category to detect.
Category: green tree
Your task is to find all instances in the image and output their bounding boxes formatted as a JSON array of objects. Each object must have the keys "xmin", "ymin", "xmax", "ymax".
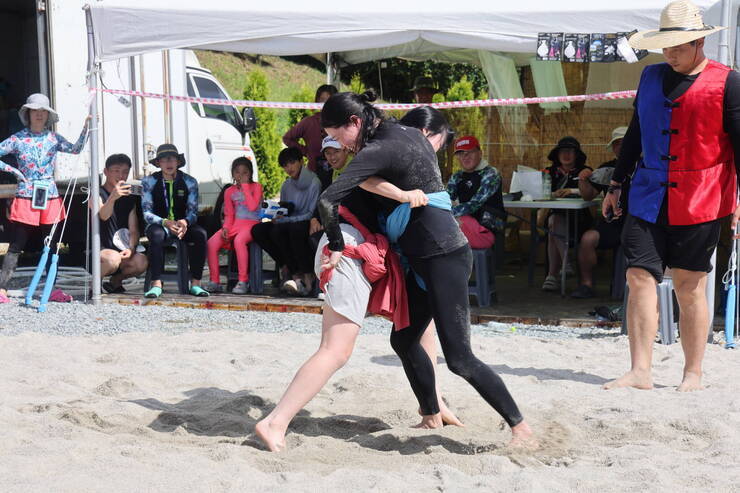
[
  {"xmin": 444, "ymin": 76, "xmax": 486, "ymax": 139},
  {"xmin": 349, "ymin": 72, "xmax": 366, "ymax": 94},
  {"xmin": 243, "ymin": 69, "xmax": 284, "ymax": 198}
]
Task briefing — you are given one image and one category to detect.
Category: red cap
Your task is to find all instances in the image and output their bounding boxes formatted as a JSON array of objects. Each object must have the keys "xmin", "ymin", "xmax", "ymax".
[{"xmin": 454, "ymin": 136, "xmax": 480, "ymax": 153}]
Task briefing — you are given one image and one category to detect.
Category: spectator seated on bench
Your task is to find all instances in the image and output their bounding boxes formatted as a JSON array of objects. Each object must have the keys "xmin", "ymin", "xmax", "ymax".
[
  {"xmin": 141, "ymin": 143, "xmax": 209, "ymax": 299},
  {"xmin": 448, "ymin": 135, "xmax": 505, "ymax": 250},
  {"xmin": 571, "ymin": 127, "xmax": 630, "ymax": 299},
  {"xmin": 252, "ymin": 147, "xmax": 321, "ymax": 297},
  {"xmin": 205, "ymin": 157, "xmax": 262, "ymax": 295},
  {"xmin": 541, "ymin": 136, "xmax": 593, "ymax": 292}
]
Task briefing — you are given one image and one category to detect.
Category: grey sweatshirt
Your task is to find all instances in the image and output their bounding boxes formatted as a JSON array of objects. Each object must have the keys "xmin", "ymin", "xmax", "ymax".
[{"xmin": 280, "ymin": 166, "xmax": 321, "ymax": 222}]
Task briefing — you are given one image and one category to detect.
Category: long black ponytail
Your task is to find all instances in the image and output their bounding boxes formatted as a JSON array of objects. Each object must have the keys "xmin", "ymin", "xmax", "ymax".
[
  {"xmin": 321, "ymin": 90, "xmax": 385, "ymax": 152},
  {"xmin": 399, "ymin": 106, "xmax": 454, "ymax": 150}
]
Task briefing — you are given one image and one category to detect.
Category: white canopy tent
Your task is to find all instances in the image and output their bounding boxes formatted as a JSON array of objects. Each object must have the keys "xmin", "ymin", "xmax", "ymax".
[
  {"xmin": 83, "ymin": 0, "xmax": 736, "ymax": 302},
  {"xmin": 88, "ymin": 0, "xmax": 733, "ymax": 63}
]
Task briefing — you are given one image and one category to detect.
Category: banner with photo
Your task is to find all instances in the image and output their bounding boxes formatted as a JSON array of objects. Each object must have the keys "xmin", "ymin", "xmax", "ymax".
[{"xmin": 536, "ymin": 32, "xmax": 647, "ymax": 63}]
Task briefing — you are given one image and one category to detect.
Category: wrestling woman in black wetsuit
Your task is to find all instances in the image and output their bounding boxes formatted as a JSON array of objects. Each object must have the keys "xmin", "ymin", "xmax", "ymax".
[{"xmin": 318, "ymin": 92, "xmax": 534, "ymax": 444}]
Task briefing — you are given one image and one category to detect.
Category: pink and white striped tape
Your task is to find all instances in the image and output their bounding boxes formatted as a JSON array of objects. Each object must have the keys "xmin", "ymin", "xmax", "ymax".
[{"xmin": 96, "ymin": 87, "xmax": 636, "ymax": 110}]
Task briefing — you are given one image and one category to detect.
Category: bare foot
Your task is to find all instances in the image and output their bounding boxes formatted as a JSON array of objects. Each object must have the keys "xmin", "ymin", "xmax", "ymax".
[
  {"xmin": 677, "ymin": 371, "xmax": 703, "ymax": 392},
  {"xmin": 418, "ymin": 404, "xmax": 464, "ymax": 427},
  {"xmin": 255, "ymin": 419, "xmax": 287, "ymax": 452},
  {"xmin": 439, "ymin": 404, "xmax": 464, "ymax": 427},
  {"xmin": 413, "ymin": 413, "xmax": 444, "ymax": 429},
  {"xmin": 602, "ymin": 370, "xmax": 653, "ymax": 390},
  {"xmin": 509, "ymin": 420, "xmax": 538, "ymax": 450}
]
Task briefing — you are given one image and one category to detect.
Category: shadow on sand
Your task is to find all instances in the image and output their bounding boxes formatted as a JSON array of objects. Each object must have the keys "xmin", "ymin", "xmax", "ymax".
[
  {"xmin": 371, "ymin": 354, "xmax": 611, "ymax": 385},
  {"xmin": 131, "ymin": 387, "xmax": 469, "ymax": 452}
]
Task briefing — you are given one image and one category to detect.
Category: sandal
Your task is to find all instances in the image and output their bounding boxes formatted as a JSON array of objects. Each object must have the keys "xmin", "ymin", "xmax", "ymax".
[
  {"xmin": 189, "ymin": 285, "xmax": 210, "ymax": 297},
  {"xmin": 541, "ymin": 275, "xmax": 560, "ymax": 292},
  {"xmin": 49, "ymin": 289, "xmax": 72, "ymax": 303},
  {"xmin": 571, "ymin": 284, "xmax": 595, "ymax": 299},
  {"xmin": 144, "ymin": 286, "xmax": 162, "ymax": 298},
  {"xmin": 103, "ymin": 281, "xmax": 126, "ymax": 294}
]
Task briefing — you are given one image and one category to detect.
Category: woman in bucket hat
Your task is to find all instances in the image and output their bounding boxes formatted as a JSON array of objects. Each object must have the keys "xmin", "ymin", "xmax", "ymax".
[
  {"xmin": 604, "ymin": 0, "xmax": 740, "ymax": 392},
  {"xmin": 0, "ymin": 93, "xmax": 89, "ymax": 303},
  {"xmin": 541, "ymin": 136, "xmax": 592, "ymax": 292}
]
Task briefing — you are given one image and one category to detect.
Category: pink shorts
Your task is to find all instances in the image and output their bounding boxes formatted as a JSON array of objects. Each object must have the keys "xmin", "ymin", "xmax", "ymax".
[
  {"xmin": 9, "ymin": 197, "xmax": 66, "ymax": 226},
  {"xmin": 458, "ymin": 215, "xmax": 495, "ymax": 250}
]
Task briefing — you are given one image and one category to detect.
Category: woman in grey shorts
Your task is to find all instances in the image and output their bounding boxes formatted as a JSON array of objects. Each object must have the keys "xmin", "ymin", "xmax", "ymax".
[{"xmin": 255, "ymin": 107, "xmax": 458, "ymax": 452}]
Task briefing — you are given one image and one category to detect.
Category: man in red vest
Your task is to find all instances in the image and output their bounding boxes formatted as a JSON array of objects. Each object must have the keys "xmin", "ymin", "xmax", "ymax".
[{"xmin": 603, "ymin": 0, "xmax": 740, "ymax": 391}]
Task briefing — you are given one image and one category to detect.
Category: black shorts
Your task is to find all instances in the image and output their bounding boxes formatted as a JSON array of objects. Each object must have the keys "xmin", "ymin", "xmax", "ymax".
[
  {"xmin": 595, "ymin": 219, "xmax": 623, "ymax": 250},
  {"xmin": 621, "ymin": 214, "xmax": 721, "ymax": 283}
]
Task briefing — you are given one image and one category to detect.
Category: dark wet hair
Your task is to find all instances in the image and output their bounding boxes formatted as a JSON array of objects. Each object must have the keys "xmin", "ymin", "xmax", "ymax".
[
  {"xmin": 278, "ymin": 147, "xmax": 304, "ymax": 167},
  {"xmin": 231, "ymin": 156, "xmax": 254, "ymax": 183},
  {"xmin": 399, "ymin": 106, "xmax": 455, "ymax": 150},
  {"xmin": 321, "ymin": 90, "xmax": 385, "ymax": 152},
  {"xmin": 105, "ymin": 153, "xmax": 132, "ymax": 169},
  {"xmin": 315, "ymin": 84, "xmax": 338, "ymax": 102}
]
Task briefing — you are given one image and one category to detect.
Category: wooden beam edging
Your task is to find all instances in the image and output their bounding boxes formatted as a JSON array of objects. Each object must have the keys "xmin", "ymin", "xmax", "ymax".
[
  {"xmin": 99, "ymin": 295, "xmax": 618, "ymax": 328},
  {"xmin": 99, "ymin": 295, "xmax": 323, "ymax": 315}
]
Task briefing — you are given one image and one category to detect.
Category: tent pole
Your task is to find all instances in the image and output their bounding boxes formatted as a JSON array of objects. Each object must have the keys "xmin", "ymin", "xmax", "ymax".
[
  {"xmin": 326, "ymin": 52, "xmax": 333, "ymax": 85},
  {"xmin": 84, "ymin": 5, "xmax": 101, "ymax": 305},
  {"xmin": 36, "ymin": 1, "xmax": 49, "ymax": 96},
  {"xmin": 718, "ymin": 0, "xmax": 732, "ymax": 67}
]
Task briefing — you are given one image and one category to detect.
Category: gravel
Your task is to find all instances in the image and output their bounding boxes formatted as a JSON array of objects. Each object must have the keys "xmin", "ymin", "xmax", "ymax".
[{"xmin": 0, "ymin": 297, "xmax": 622, "ymax": 340}]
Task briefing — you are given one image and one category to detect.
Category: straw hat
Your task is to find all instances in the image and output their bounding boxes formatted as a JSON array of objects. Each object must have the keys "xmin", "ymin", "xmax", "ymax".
[
  {"xmin": 629, "ymin": 0, "xmax": 725, "ymax": 50},
  {"xmin": 18, "ymin": 93, "xmax": 59, "ymax": 128}
]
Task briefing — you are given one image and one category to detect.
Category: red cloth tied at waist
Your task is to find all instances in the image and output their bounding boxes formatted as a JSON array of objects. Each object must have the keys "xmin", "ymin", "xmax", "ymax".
[{"xmin": 319, "ymin": 205, "xmax": 409, "ymax": 329}]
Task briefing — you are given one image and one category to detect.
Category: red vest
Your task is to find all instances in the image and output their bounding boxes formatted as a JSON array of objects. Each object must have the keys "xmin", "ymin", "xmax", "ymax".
[{"xmin": 667, "ymin": 60, "xmax": 735, "ymax": 224}]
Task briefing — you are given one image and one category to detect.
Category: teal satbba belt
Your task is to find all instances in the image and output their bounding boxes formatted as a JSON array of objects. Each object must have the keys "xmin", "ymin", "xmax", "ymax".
[{"xmin": 382, "ymin": 191, "xmax": 452, "ymax": 291}]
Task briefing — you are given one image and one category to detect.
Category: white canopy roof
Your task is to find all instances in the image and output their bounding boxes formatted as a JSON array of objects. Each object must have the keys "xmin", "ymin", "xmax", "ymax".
[{"xmin": 89, "ymin": 0, "xmax": 731, "ymax": 63}]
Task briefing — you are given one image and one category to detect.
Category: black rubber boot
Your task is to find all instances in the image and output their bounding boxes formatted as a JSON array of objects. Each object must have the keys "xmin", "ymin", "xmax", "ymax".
[{"xmin": 0, "ymin": 251, "xmax": 21, "ymax": 291}]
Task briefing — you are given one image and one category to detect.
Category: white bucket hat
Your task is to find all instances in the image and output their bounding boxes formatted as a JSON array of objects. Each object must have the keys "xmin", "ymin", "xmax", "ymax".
[
  {"xmin": 629, "ymin": 0, "xmax": 725, "ymax": 50},
  {"xmin": 18, "ymin": 93, "xmax": 59, "ymax": 128},
  {"xmin": 606, "ymin": 126, "xmax": 628, "ymax": 148}
]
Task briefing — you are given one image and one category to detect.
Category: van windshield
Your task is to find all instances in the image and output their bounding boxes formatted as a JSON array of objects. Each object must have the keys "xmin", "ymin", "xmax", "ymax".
[{"xmin": 191, "ymin": 76, "xmax": 241, "ymax": 129}]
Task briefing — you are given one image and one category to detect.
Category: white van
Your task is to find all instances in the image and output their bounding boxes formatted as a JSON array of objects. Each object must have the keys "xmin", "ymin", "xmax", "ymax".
[{"xmin": 0, "ymin": 0, "xmax": 257, "ymax": 250}]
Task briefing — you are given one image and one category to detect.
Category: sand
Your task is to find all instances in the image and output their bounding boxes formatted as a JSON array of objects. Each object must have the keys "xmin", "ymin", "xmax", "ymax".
[{"xmin": 2, "ymin": 327, "xmax": 740, "ymax": 492}]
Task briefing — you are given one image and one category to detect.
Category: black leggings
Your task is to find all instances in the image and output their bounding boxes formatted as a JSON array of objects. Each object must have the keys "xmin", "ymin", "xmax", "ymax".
[
  {"xmin": 252, "ymin": 220, "xmax": 314, "ymax": 275},
  {"xmin": 390, "ymin": 244, "xmax": 523, "ymax": 428},
  {"xmin": 0, "ymin": 221, "xmax": 60, "ymax": 290},
  {"xmin": 146, "ymin": 224, "xmax": 207, "ymax": 282}
]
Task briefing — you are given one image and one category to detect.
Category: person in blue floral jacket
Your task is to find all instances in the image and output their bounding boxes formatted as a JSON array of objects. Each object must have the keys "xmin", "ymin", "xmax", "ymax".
[{"xmin": 0, "ymin": 93, "xmax": 89, "ymax": 303}]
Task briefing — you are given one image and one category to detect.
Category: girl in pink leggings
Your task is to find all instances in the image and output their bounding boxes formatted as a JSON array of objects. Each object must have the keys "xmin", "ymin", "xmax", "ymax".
[{"xmin": 206, "ymin": 157, "xmax": 262, "ymax": 294}]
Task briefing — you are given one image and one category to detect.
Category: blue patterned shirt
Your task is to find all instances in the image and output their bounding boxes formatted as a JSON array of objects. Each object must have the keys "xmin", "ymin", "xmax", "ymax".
[
  {"xmin": 141, "ymin": 172, "xmax": 199, "ymax": 226},
  {"xmin": 0, "ymin": 125, "xmax": 88, "ymax": 198}
]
